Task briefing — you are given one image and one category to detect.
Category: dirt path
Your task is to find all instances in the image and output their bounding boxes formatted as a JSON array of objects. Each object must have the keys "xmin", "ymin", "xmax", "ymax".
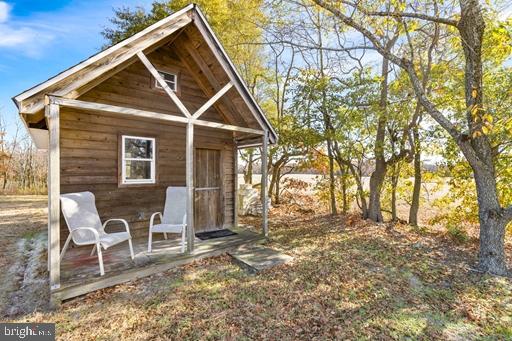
[{"xmin": 0, "ymin": 195, "xmax": 47, "ymax": 316}]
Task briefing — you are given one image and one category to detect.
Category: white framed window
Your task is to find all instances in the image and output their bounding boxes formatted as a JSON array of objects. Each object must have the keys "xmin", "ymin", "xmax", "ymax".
[
  {"xmin": 121, "ymin": 135, "xmax": 156, "ymax": 185},
  {"xmin": 155, "ymin": 71, "xmax": 177, "ymax": 91}
]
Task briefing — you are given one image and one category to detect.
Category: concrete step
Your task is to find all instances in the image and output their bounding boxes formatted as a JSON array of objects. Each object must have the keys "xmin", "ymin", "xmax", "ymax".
[{"xmin": 228, "ymin": 244, "xmax": 293, "ymax": 273}]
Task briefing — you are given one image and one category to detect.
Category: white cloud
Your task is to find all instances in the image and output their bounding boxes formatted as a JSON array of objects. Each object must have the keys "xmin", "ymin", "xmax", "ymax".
[
  {"xmin": 0, "ymin": 25, "xmax": 35, "ymax": 46},
  {"xmin": 0, "ymin": 0, "xmax": 154, "ymax": 58},
  {"xmin": 0, "ymin": 1, "xmax": 55, "ymax": 57},
  {"xmin": 0, "ymin": 1, "xmax": 9, "ymax": 23},
  {"xmin": 0, "ymin": 24, "xmax": 54, "ymax": 57}
]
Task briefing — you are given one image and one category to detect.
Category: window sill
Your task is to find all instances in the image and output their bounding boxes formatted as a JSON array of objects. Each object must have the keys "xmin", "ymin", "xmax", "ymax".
[{"xmin": 118, "ymin": 182, "xmax": 158, "ymax": 188}]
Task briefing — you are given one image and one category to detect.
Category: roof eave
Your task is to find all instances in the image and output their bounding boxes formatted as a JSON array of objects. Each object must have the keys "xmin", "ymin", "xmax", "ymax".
[
  {"xmin": 11, "ymin": 96, "xmax": 20, "ymax": 110},
  {"xmin": 12, "ymin": 3, "xmax": 196, "ymax": 107}
]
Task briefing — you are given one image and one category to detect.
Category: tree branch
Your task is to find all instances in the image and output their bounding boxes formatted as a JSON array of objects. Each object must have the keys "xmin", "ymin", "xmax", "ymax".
[
  {"xmin": 365, "ymin": 10, "xmax": 458, "ymax": 27},
  {"xmin": 503, "ymin": 205, "xmax": 512, "ymax": 223},
  {"xmin": 311, "ymin": 0, "xmax": 490, "ymax": 172},
  {"xmin": 387, "ymin": 148, "xmax": 413, "ymax": 165},
  {"xmin": 339, "ymin": 0, "xmax": 459, "ymax": 26},
  {"xmin": 243, "ymin": 40, "xmax": 374, "ymax": 52},
  {"xmin": 311, "ymin": 1, "xmax": 456, "ymax": 131}
]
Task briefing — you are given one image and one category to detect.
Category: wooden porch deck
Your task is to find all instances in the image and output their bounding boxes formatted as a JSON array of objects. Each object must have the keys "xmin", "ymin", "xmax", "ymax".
[{"xmin": 55, "ymin": 227, "xmax": 263, "ymax": 301}]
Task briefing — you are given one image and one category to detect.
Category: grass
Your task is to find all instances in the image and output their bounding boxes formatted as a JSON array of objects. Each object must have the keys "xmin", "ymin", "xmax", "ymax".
[{"xmin": 7, "ymin": 209, "xmax": 512, "ymax": 340}]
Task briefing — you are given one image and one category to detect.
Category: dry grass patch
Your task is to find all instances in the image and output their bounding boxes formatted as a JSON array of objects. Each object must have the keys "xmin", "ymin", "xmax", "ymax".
[{"xmin": 5, "ymin": 204, "xmax": 512, "ymax": 340}]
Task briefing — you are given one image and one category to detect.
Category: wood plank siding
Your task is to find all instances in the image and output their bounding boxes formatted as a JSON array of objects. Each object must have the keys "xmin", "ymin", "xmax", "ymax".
[{"xmin": 59, "ymin": 43, "xmax": 236, "ymax": 242}]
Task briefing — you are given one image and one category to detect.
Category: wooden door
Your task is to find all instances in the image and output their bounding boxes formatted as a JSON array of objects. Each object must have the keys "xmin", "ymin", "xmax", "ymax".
[{"xmin": 194, "ymin": 148, "xmax": 223, "ymax": 232}]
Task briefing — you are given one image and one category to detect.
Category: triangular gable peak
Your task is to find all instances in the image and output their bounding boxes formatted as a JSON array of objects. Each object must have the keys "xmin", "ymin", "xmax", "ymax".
[{"xmin": 13, "ymin": 4, "xmax": 277, "ymax": 144}]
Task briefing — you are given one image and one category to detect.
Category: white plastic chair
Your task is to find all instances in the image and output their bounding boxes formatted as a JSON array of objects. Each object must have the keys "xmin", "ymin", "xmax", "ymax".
[
  {"xmin": 60, "ymin": 191, "xmax": 134, "ymax": 276},
  {"xmin": 148, "ymin": 187, "xmax": 187, "ymax": 253}
]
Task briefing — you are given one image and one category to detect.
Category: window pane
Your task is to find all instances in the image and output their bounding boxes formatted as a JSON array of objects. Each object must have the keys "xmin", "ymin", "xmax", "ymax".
[
  {"xmin": 162, "ymin": 72, "xmax": 175, "ymax": 83},
  {"xmin": 124, "ymin": 138, "xmax": 153, "ymax": 159},
  {"xmin": 125, "ymin": 160, "xmax": 152, "ymax": 180},
  {"xmin": 157, "ymin": 71, "xmax": 176, "ymax": 91}
]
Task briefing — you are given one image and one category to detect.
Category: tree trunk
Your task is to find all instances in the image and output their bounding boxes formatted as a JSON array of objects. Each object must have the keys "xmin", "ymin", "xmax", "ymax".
[
  {"xmin": 315, "ymin": 13, "xmax": 338, "ymax": 216},
  {"xmin": 268, "ymin": 162, "xmax": 279, "ymax": 203},
  {"xmin": 339, "ymin": 158, "xmax": 367, "ymax": 218},
  {"xmin": 334, "ymin": 155, "xmax": 367, "ymax": 217},
  {"xmin": 458, "ymin": 0, "xmax": 508, "ymax": 274},
  {"xmin": 341, "ymin": 170, "xmax": 348, "ymax": 214},
  {"xmin": 368, "ymin": 161, "xmax": 386, "ymax": 222},
  {"xmin": 391, "ymin": 187, "xmax": 397, "ymax": 221},
  {"xmin": 474, "ymin": 167, "xmax": 507, "ymax": 275},
  {"xmin": 390, "ymin": 165, "xmax": 399, "ymax": 222},
  {"xmin": 409, "ymin": 124, "xmax": 422, "ymax": 226},
  {"xmin": 327, "ymin": 140, "xmax": 337, "ymax": 215},
  {"xmin": 355, "ymin": 173, "xmax": 368, "ymax": 218},
  {"xmin": 244, "ymin": 150, "xmax": 253, "ymax": 185},
  {"xmin": 275, "ymin": 171, "xmax": 281, "ymax": 205},
  {"xmin": 355, "ymin": 168, "xmax": 368, "ymax": 218},
  {"xmin": 368, "ymin": 54, "xmax": 390, "ymax": 223}
]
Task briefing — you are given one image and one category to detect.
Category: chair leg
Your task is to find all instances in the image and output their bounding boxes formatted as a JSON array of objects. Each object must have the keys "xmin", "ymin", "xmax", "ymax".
[
  {"xmin": 128, "ymin": 238, "xmax": 134, "ymax": 260},
  {"xmin": 90, "ymin": 244, "xmax": 96, "ymax": 257},
  {"xmin": 60, "ymin": 234, "xmax": 72, "ymax": 261},
  {"xmin": 148, "ymin": 231, "xmax": 152, "ymax": 253},
  {"xmin": 163, "ymin": 232, "xmax": 168, "ymax": 240},
  {"xmin": 97, "ymin": 243, "xmax": 105, "ymax": 276}
]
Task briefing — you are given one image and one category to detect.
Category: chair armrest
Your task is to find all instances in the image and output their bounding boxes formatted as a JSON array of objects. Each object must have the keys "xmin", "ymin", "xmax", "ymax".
[
  {"xmin": 70, "ymin": 227, "xmax": 100, "ymax": 245},
  {"xmin": 103, "ymin": 218, "xmax": 131, "ymax": 236},
  {"xmin": 150, "ymin": 212, "xmax": 163, "ymax": 228}
]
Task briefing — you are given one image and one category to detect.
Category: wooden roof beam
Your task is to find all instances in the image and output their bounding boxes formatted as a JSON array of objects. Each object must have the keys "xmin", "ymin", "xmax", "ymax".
[
  {"xmin": 48, "ymin": 96, "xmax": 264, "ymax": 136},
  {"xmin": 172, "ymin": 42, "xmax": 239, "ymax": 130},
  {"xmin": 137, "ymin": 51, "xmax": 192, "ymax": 118},
  {"xmin": 190, "ymin": 12, "xmax": 269, "ymax": 133},
  {"xmin": 192, "ymin": 81, "xmax": 233, "ymax": 119},
  {"xmin": 173, "ymin": 36, "xmax": 249, "ymax": 127}
]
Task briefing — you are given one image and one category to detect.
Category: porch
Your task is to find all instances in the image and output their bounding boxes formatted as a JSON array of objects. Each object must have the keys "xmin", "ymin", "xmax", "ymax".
[{"xmin": 56, "ymin": 226, "xmax": 263, "ymax": 301}]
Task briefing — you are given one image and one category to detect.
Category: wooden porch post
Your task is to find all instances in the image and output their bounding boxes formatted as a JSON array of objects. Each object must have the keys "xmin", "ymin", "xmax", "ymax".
[
  {"xmin": 186, "ymin": 122, "xmax": 195, "ymax": 252},
  {"xmin": 45, "ymin": 101, "xmax": 60, "ymax": 290},
  {"xmin": 233, "ymin": 142, "xmax": 239, "ymax": 228},
  {"xmin": 261, "ymin": 130, "xmax": 268, "ymax": 237}
]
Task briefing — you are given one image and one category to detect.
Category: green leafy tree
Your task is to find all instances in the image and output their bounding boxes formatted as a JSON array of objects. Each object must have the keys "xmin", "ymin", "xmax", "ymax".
[
  {"xmin": 102, "ymin": 0, "xmax": 267, "ymax": 91},
  {"xmin": 312, "ymin": 0, "xmax": 512, "ymax": 274}
]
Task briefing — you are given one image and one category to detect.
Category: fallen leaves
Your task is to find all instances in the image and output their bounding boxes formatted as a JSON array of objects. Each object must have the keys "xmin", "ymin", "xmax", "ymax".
[{"xmin": 5, "ymin": 202, "xmax": 512, "ymax": 340}]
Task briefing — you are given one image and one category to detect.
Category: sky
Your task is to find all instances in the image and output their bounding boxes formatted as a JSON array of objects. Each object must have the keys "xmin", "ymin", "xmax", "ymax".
[
  {"xmin": 0, "ymin": 0, "xmax": 154, "ymax": 139},
  {"xmin": 1, "ymin": 0, "xmax": 509, "ymax": 144}
]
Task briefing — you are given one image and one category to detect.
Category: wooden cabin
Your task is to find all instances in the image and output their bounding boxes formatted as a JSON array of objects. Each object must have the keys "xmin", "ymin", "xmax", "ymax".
[{"xmin": 12, "ymin": 4, "xmax": 277, "ymax": 302}]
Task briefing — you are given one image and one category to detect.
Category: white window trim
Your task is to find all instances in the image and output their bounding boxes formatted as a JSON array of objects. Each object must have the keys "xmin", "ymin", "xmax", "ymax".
[
  {"xmin": 155, "ymin": 70, "xmax": 177, "ymax": 91},
  {"xmin": 121, "ymin": 135, "xmax": 156, "ymax": 185}
]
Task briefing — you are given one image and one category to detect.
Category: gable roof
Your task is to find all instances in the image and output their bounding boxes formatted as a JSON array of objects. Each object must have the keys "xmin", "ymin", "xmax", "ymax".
[{"xmin": 12, "ymin": 4, "xmax": 277, "ymax": 144}]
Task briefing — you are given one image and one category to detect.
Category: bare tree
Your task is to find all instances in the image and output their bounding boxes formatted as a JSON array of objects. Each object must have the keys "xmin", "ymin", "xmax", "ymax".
[{"xmin": 0, "ymin": 114, "xmax": 47, "ymax": 194}]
